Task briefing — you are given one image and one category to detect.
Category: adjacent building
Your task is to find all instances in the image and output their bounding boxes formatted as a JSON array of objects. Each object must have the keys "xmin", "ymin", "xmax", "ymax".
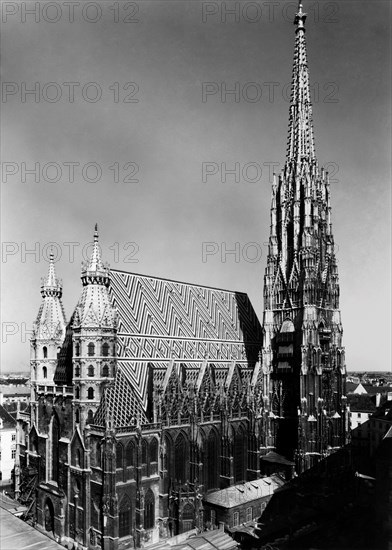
[{"xmin": 0, "ymin": 404, "xmax": 17, "ymax": 486}]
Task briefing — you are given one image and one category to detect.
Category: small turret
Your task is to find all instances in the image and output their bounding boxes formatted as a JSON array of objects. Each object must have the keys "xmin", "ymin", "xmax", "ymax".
[{"xmin": 31, "ymin": 252, "xmax": 67, "ymax": 387}]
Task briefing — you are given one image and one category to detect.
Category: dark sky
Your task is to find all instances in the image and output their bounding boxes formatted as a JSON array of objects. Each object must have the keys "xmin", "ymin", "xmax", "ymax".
[{"xmin": 1, "ymin": 0, "xmax": 391, "ymax": 372}]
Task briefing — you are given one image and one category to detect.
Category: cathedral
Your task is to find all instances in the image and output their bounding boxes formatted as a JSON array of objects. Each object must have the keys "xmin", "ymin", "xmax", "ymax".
[{"xmin": 16, "ymin": 3, "xmax": 348, "ymax": 549}]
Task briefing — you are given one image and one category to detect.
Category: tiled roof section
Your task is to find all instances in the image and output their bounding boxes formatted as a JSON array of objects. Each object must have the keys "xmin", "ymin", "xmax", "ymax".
[
  {"xmin": 93, "ymin": 367, "xmax": 147, "ymax": 427},
  {"xmin": 0, "ymin": 404, "xmax": 17, "ymax": 429},
  {"xmin": 104, "ymin": 270, "xmax": 262, "ymax": 423},
  {"xmin": 203, "ymin": 475, "xmax": 285, "ymax": 508},
  {"xmin": 148, "ymin": 529, "xmax": 238, "ymax": 550},
  {"xmin": 110, "ymin": 270, "xmax": 262, "ymax": 356}
]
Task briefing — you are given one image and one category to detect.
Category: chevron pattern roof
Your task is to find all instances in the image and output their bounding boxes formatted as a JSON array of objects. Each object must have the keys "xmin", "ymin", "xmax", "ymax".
[{"xmin": 101, "ymin": 270, "xmax": 262, "ymax": 424}]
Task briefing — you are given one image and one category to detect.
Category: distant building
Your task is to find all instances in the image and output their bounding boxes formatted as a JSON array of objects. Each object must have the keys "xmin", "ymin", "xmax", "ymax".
[
  {"xmin": 347, "ymin": 394, "xmax": 376, "ymax": 451},
  {"xmin": 0, "ymin": 404, "xmax": 17, "ymax": 485},
  {"xmin": 0, "ymin": 385, "xmax": 31, "ymax": 406}
]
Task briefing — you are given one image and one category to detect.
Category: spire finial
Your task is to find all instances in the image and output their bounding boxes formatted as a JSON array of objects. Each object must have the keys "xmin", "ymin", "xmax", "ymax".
[
  {"xmin": 286, "ymin": 0, "xmax": 315, "ymax": 162},
  {"xmin": 81, "ymin": 224, "xmax": 111, "ymax": 287},
  {"xmin": 294, "ymin": 0, "xmax": 307, "ymax": 32},
  {"xmin": 41, "ymin": 250, "xmax": 62, "ymax": 298}
]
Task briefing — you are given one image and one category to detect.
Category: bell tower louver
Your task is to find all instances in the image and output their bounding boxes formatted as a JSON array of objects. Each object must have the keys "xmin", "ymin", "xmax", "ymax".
[{"xmin": 261, "ymin": 1, "xmax": 348, "ymax": 471}]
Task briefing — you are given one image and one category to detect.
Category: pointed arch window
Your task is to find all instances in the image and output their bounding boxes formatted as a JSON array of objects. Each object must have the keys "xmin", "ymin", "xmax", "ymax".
[
  {"xmin": 51, "ymin": 415, "xmax": 60, "ymax": 482},
  {"xmin": 86, "ymin": 410, "xmax": 94, "ymax": 425},
  {"xmin": 88, "ymin": 365, "xmax": 95, "ymax": 377},
  {"xmin": 75, "ymin": 386, "xmax": 80, "ymax": 399},
  {"xmin": 126, "ymin": 441, "xmax": 135, "ymax": 467},
  {"xmin": 174, "ymin": 433, "xmax": 187, "ymax": 483},
  {"xmin": 141, "ymin": 439, "xmax": 148, "ymax": 464},
  {"xmin": 75, "ymin": 342, "xmax": 80, "ymax": 357},
  {"xmin": 96, "ymin": 441, "xmax": 102, "ymax": 468},
  {"xmin": 207, "ymin": 430, "xmax": 219, "ymax": 490},
  {"xmin": 75, "ymin": 365, "xmax": 80, "ymax": 378},
  {"xmin": 102, "ymin": 343, "xmax": 109, "ymax": 357},
  {"xmin": 87, "ymin": 387, "xmax": 95, "ymax": 400},
  {"xmin": 116, "ymin": 443, "xmax": 123, "ymax": 469},
  {"xmin": 144, "ymin": 489, "xmax": 155, "ymax": 530},
  {"xmin": 102, "ymin": 365, "xmax": 109, "ymax": 377},
  {"xmin": 43, "ymin": 366, "xmax": 47, "ymax": 379},
  {"xmin": 119, "ymin": 497, "xmax": 132, "ymax": 538},
  {"xmin": 88, "ymin": 343, "xmax": 95, "ymax": 357},
  {"xmin": 43, "ymin": 346, "xmax": 48, "ymax": 359},
  {"xmin": 182, "ymin": 503, "xmax": 195, "ymax": 532},
  {"xmin": 150, "ymin": 438, "xmax": 158, "ymax": 463},
  {"xmin": 234, "ymin": 427, "xmax": 247, "ymax": 483}
]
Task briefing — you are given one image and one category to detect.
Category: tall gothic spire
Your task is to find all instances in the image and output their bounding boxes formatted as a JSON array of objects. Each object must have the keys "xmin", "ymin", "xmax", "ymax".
[
  {"xmin": 287, "ymin": 0, "xmax": 316, "ymax": 162},
  {"xmin": 261, "ymin": 1, "xmax": 347, "ymax": 469}
]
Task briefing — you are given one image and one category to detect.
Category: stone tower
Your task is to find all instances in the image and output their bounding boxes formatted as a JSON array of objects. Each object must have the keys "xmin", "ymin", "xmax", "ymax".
[
  {"xmin": 30, "ymin": 253, "xmax": 67, "ymax": 409},
  {"xmin": 72, "ymin": 224, "xmax": 117, "ymax": 432},
  {"xmin": 261, "ymin": 1, "xmax": 348, "ymax": 471}
]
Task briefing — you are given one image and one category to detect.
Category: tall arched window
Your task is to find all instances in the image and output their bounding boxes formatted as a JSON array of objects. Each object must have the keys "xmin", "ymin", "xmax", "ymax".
[
  {"xmin": 75, "ymin": 409, "xmax": 80, "ymax": 423},
  {"xmin": 87, "ymin": 410, "xmax": 94, "ymax": 425},
  {"xmin": 102, "ymin": 343, "xmax": 109, "ymax": 357},
  {"xmin": 144, "ymin": 489, "xmax": 155, "ymax": 530},
  {"xmin": 96, "ymin": 441, "xmax": 102, "ymax": 468},
  {"xmin": 88, "ymin": 365, "xmax": 95, "ymax": 377},
  {"xmin": 87, "ymin": 387, "xmax": 94, "ymax": 400},
  {"xmin": 43, "ymin": 346, "xmax": 48, "ymax": 359},
  {"xmin": 175, "ymin": 433, "xmax": 187, "ymax": 483},
  {"xmin": 116, "ymin": 443, "xmax": 123, "ymax": 469},
  {"xmin": 182, "ymin": 503, "xmax": 195, "ymax": 533},
  {"xmin": 126, "ymin": 441, "xmax": 135, "ymax": 467},
  {"xmin": 88, "ymin": 343, "xmax": 95, "ymax": 357},
  {"xmin": 150, "ymin": 438, "xmax": 158, "ymax": 463},
  {"xmin": 102, "ymin": 365, "xmax": 109, "ymax": 377},
  {"xmin": 51, "ymin": 415, "xmax": 60, "ymax": 482},
  {"xmin": 75, "ymin": 386, "xmax": 80, "ymax": 399},
  {"xmin": 119, "ymin": 497, "xmax": 132, "ymax": 538},
  {"xmin": 75, "ymin": 342, "xmax": 80, "ymax": 357},
  {"xmin": 207, "ymin": 430, "xmax": 219, "ymax": 490},
  {"xmin": 43, "ymin": 366, "xmax": 47, "ymax": 379},
  {"xmin": 142, "ymin": 439, "xmax": 148, "ymax": 464},
  {"xmin": 75, "ymin": 365, "xmax": 80, "ymax": 377},
  {"xmin": 234, "ymin": 427, "xmax": 247, "ymax": 483}
]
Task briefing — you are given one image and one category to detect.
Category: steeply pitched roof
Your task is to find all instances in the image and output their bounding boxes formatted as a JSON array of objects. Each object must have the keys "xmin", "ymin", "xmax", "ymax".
[
  {"xmin": 97, "ymin": 270, "xmax": 262, "ymax": 426},
  {"xmin": 0, "ymin": 404, "xmax": 17, "ymax": 429}
]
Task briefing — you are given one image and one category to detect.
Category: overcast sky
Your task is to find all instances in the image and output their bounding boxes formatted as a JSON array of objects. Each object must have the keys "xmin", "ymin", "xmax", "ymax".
[{"xmin": 1, "ymin": 0, "xmax": 391, "ymax": 373}]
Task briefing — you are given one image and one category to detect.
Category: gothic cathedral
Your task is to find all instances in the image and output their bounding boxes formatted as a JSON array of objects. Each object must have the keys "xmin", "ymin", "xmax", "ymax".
[{"xmin": 16, "ymin": 3, "xmax": 348, "ymax": 549}]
